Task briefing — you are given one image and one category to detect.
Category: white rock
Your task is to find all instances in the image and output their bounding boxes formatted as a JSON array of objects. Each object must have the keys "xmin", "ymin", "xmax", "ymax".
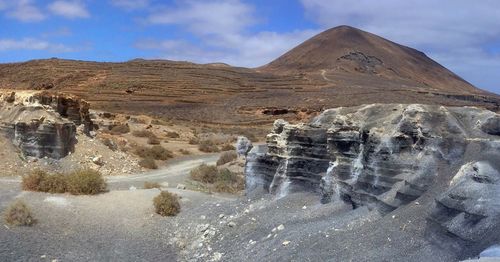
[
  {"xmin": 249, "ymin": 240, "xmax": 256, "ymax": 245},
  {"xmin": 282, "ymin": 240, "xmax": 290, "ymax": 246},
  {"xmin": 176, "ymin": 183, "xmax": 186, "ymax": 190},
  {"xmin": 228, "ymin": 221, "xmax": 236, "ymax": 227},
  {"xmin": 212, "ymin": 252, "xmax": 223, "ymax": 261},
  {"xmin": 302, "ymin": 206, "xmax": 307, "ymax": 210},
  {"xmin": 277, "ymin": 224, "xmax": 285, "ymax": 231},
  {"xmin": 218, "ymin": 214, "xmax": 225, "ymax": 219},
  {"xmin": 129, "ymin": 186, "xmax": 137, "ymax": 191},
  {"xmin": 92, "ymin": 155, "xmax": 104, "ymax": 166},
  {"xmin": 200, "ymin": 215, "xmax": 206, "ymax": 220}
]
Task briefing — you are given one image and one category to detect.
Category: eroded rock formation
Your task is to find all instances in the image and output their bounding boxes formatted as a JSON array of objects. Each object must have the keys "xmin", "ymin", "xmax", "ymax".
[
  {"xmin": 0, "ymin": 91, "xmax": 93, "ymax": 159},
  {"xmin": 246, "ymin": 104, "xmax": 500, "ymax": 255}
]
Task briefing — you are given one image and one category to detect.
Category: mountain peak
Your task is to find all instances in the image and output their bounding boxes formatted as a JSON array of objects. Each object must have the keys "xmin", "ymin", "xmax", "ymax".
[{"xmin": 261, "ymin": 25, "xmax": 478, "ymax": 93}]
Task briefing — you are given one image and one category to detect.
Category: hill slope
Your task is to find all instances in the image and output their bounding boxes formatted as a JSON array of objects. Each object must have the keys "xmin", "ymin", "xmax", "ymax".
[
  {"xmin": 261, "ymin": 25, "xmax": 478, "ymax": 94},
  {"xmin": 0, "ymin": 26, "xmax": 498, "ymax": 125}
]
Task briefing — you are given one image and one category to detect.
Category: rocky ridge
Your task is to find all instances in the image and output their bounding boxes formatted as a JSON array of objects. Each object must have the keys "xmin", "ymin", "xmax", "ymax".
[
  {"xmin": 0, "ymin": 91, "xmax": 93, "ymax": 159},
  {"xmin": 245, "ymin": 104, "xmax": 500, "ymax": 258}
]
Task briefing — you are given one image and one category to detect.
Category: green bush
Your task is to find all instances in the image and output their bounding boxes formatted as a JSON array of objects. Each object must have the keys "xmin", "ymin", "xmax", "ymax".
[
  {"xmin": 216, "ymin": 151, "xmax": 238, "ymax": 166},
  {"xmin": 139, "ymin": 158, "xmax": 158, "ymax": 169},
  {"xmin": 198, "ymin": 140, "xmax": 219, "ymax": 153},
  {"xmin": 3, "ymin": 200, "xmax": 36, "ymax": 226},
  {"xmin": 66, "ymin": 169, "xmax": 107, "ymax": 195},
  {"xmin": 190, "ymin": 164, "xmax": 218, "ymax": 183},
  {"xmin": 153, "ymin": 191, "xmax": 180, "ymax": 216},
  {"xmin": 144, "ymin": 181, "xmax": 162, "ymax": 189}
]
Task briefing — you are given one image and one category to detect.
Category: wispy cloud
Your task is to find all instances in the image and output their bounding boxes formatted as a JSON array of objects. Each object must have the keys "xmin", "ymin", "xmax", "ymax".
[
  {"xmin": 110, "ymin": 0, "xmax": 150, "ymax": 10},
  {"xmin": 300, "ymin": 0, "xmax": 500, "ymax": 90},
  {"xmin": 139, "ymin": 0, "xmax": 317, "ymax": 67},
  {"xmin": 0, "ymin": 38, "xmax": 76, "ymax": 52},
  {"xmin": 48, "ymin": 0, "xmax": 90, "ymax": 19},
  {"xmin": 7, "ymin": 0, "xmax": 45, "ymax": 22}
]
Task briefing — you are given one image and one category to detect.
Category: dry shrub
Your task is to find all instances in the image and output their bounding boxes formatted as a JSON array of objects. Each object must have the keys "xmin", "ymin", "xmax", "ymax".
[
  {"xmin": 198, "ymin": 140, "xmax": 219, "ymax": 153},
  {"xmin": 101, "ymin": 138, "xmax": 118, "ymax": 151},
  {"xmin": 22, "ymin": 169, "xmax": 48, "ymax": 191},
  {"xmin": 144, "ymin": 181, "xmax": 162, "ymax": 189},
  {"xmin": 188, "ymin": 137, "xmax": 199, "ymax": 145},
  {"xmin": 153, "ymin": 191, "xmax": 180, "ymax": 216},
  {"xmin": 109, "ymin": 124, "xmax": 130, "ymax": 135},
  {"xmin": 3, "ymin": 200, "xmax": 36, "ymax": 226},
  {"xmin": 166, "ymin": 131, "xmax": 180, "ymax": 138},
  {"xmin": 66, "ymin": 169, "xmax": 107, "ymax": 195},
  {"xmin": 179, "ymin": 149, "xmax": 191, "ymax": 155},
  {"xmin": 221, "ymin": 144, "xmax": 235, "ymax": 151},
  {"xmin": 190, "ymin": 164, "xmax": 218, "ymax": 183},
  {"xmin": 132, "ymin": 130, "xmax": 154, "ymax": 138},
  {"xmin": 147, "ymin": 135, "xmax": 161, "ymax": 145},
  {"xmin": 39, "ymin": 173, "xmax": 67, "ymax": 193},
  {"xmin": 134, "ymin": 145, "xmax": 173, "ymax": 160},
  {"xmin": 214, "ymin": 169, "xmax": 245, "ymax": 193},
  {"xmin": 139, "ymin": 158, "xmax": 158, "ymax": 169},
  {"xmin": 151, "ymin": 119, "xmax": 168, "ymax": 126},
  {"xmin": 216, "ymin": 151, "xmax": 238, "ymax": 166}
]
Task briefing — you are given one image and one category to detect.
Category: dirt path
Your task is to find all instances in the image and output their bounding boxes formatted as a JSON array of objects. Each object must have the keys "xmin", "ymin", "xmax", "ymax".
[{"xmin": 0, "ymin": 153, "xmax": 231, "ymax": 262}]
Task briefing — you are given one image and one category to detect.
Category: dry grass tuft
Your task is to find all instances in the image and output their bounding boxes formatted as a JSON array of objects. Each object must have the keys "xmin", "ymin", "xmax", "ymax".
[
  {"xmin": 144, "ymin": 181, "xmax": 162, "ymax": 189},
  {"xmin": 132, "ymin": 130, "xmax": 154, "ymax": 138},
  {"xmin": 153, "ymin": 191, "xmax": 180, "ymax": 216},
  {"xmin": 198, "ymin": 139, "xmax": 220, "ymax": 153},
  {"xmin": 133, "ymin": 145, "xmax": 173, "ymax": 160},
  {"xmin": 216, "ymin": 151, "xmax": 238, "ymax": 166},
  {"xmin": 109, "ymin": 124, "xmax": 130, "ymax": 135},
  {"xmin": 65, "ymin": 169, "xmax": 107, "ymax": 195},
  {"xmin": 190, "ymin": 164, "xmax": 218, "ymax": 183},
  {"xmin": 3, "ymin": 200, "xmax": 36, "ymax": 226},
  {"xmin": 179, "ymin": 149, "xmax": 191, "ymax": 155},
  {"xmin": 139, "ymin": 158, "xmax": 158, "ymax": 169},
  {"xmin": 165, "ymin": 131, "xmax": 180, "ymax": 138}
]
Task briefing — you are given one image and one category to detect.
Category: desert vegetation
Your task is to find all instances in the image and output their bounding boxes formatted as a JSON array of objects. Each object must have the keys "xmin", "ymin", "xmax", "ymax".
[
  {"xmin": 190, "ymin": 164, "xmax": 244, "ymax": 193},
  {"xmin": 109, "ymin": 124, "xmax": 130, "ymax": 135},
  {"xmin": 216, "ymin": 151, "xmax": 238, "ymax": 166},
  {"xmin": 3, "ymin": 200, "xmax": 36, "ymax": 226},
  {"xmin": 21, "ymin": 169, "xmax": 107, "ymax": 195},
  {"xmin": 153, "ymin": 191, "xmax": 180, "ymax": 216},
  {"xmin": 198, "ymin": 139, "xmax": 220, "ymax": 153},
  {"xmin": 138, "ymin": 158, "xmax": 158, "ymax": 169},
  {"xmin": 144, "ymin": 181, "xmax": 162, "ymax": 189},
  {"xmin": 132, "ymin": 130, "xmax": 155, "ymax": 138}
]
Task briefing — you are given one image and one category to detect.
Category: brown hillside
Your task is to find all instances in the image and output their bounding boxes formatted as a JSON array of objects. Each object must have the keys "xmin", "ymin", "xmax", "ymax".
[
  {"xmin": 261, "ymin": 25, "xmax": 479, "ymax": 94},
  {"xmin": 0, "ymin": 26, "xmax": 498, "ymax": 125}
]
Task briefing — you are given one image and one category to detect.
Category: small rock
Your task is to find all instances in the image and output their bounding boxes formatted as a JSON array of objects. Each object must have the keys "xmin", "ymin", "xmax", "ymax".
[
  {"xmin": 129, "ymin": 186, "xmax": 137, "ymax": 191},
  {"xmin": 302, "ymin": 206, "xmax": 307, "ymax": 210},
  {"xmin": 218, "ymin": 214, "xmax": 225, "ymax": 219},
  {"xmin": 40, "ymin": 255, "xmax": 46, "ymax": 258},
  {"xmin": 92, "ymin": 155, "xmax": 104, "ymax": 166},
  {"xmin": 282, "ymin": 240, "xmax": 290, "ymax": 246},
  {"xmin": 176, "ymin": 183, "xmax": 186, "ymax": 190},
  {"xmin": 249, "ymin": 239, "xmax": 256, "ymax": 245},
  {"xmin": 212, "ymin": 252, "xmax": 223, "ymax": 261},
  {"xmin": 228, "ymin": 221, "xmax": 236, "ymax": 227},
  {"xmin": 271, "ymin": 227, "xmax": 277, "ymax": 233},
  {"xmin": 277, "ymin": 224, "xmax": 285, "ymax": 231},
  {"xmin": 200, "ymin": 215, "xmax": 206, "ymax": 220}
]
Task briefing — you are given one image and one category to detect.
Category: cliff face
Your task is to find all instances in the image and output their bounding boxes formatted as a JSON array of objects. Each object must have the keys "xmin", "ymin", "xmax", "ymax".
[
  {"xmin": 0, "ymin": 91, "xmax": 93, "ymax": 159},
  {"xmin": 246, "ymin": 104, "xmax": 500, "ymax": 255}
]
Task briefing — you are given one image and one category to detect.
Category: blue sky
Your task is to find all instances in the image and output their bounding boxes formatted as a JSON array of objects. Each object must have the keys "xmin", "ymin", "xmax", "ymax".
[{"xmin": 0, "ymin": 0, "xmax": 499, "ymax": 94}]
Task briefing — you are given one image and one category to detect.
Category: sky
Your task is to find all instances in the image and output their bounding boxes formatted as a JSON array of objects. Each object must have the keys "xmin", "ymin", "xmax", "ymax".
[{"xmin": 0, "ymin": 0, "xmax": 499, "ymax": 94}]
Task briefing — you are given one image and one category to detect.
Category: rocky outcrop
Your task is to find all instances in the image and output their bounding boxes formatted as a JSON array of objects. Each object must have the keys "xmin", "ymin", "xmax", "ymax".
[
  {"xmin": 0, "ymin": 91, "xmax": 93, "ymax": 159},
  {"xmin": 246, "ymin": 104, "xmax": 500, "ymax": 257},
  {"xmin": 246, "ymin": 104, "xmax": 500, "ymax": 252}
]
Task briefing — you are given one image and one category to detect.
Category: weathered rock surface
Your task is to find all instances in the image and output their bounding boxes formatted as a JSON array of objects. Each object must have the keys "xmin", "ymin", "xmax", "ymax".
[
  {"xmin": 246, "ymin": 104, "xmax": 500, "ymax": 257},
  {"xmin": 0, "ymin": 91, "xmax": 93, "ymax": 159}
]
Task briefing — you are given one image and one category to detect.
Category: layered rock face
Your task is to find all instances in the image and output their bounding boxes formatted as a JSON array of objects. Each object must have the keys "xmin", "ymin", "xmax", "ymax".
[
  {"xmin": 0, "ymin": 91, "xmax": 93, "ymax": 159},
  {"xmin": 246, "ymin": 104, "xmax": 500, "ymax": 253}
]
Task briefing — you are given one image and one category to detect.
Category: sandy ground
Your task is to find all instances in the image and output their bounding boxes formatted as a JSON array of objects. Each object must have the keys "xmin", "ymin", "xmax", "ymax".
[{"xmin": 0, "ymin": 153, "xmax": 232, "ymax": 262}]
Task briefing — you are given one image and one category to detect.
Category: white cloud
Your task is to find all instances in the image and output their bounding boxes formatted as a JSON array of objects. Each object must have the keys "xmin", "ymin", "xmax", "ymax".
[
  {"xmin": 146, "ymin": 0, "xmax": 255, "ymax": 37},
  {"xmin": 0, "ymin": 38, "xmax": 75, "ymax": 52},
  {"xmin": 7, "ymin": 0, "xmax": 45, "ymax": 22},
  {"xmin": 110, "ymin": 0, "xmax": 150, "ymax": 10},
  {"xmin": 139, "ymin": 0, "xmax": 317, "ymax": 67},
  {"xmin": 48, "ymin": 0, "xmax": 90, "ymax": 19},
  {"xmin": 300, "ymin": 0, "xmax": 500, "ymax": 92}
]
